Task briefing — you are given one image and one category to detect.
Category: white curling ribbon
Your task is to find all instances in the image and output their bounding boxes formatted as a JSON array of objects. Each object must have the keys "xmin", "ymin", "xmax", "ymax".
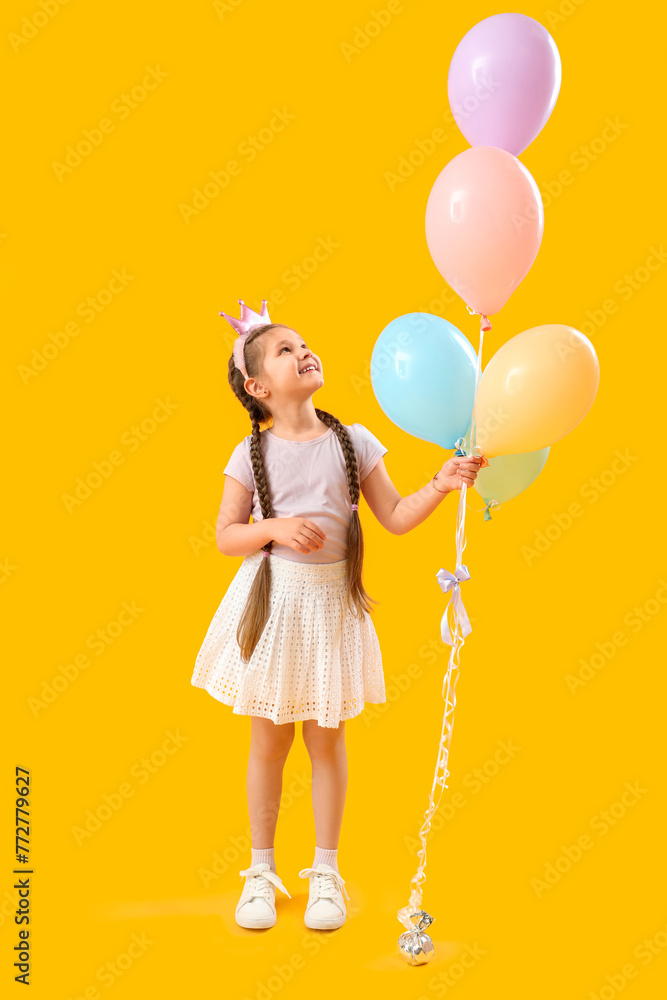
[
  {"xmin": 436, "ymin": 565, "xmax": 472, "ymax": 646},
  {"xmin": 398, "ymin": 322, "xmax": 486, "ymax": 945}
]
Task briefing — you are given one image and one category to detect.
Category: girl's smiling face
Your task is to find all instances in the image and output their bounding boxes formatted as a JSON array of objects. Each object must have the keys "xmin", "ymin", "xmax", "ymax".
[{"xmin": 248, "ymin": 325, "xmax": 324, "ymax": 401}]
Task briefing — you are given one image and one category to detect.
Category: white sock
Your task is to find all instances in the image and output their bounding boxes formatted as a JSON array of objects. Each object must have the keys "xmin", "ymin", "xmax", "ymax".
[
  {"xmin": 251, "ymin": 847, "xmax": 276, "ymax": 873},
  {"xmin": 313, "ymin": 846, "xmax": 339, "ymax": 872}
]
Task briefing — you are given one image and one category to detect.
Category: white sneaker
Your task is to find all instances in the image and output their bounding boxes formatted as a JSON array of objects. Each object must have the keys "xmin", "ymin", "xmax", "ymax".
[
  {"xmin": 235, "ymin": 863, "xmax": 292, "ymax": 929},
  {"xmin": 298, "ymin": 863, "xmax": 350, "ymax": 930}
]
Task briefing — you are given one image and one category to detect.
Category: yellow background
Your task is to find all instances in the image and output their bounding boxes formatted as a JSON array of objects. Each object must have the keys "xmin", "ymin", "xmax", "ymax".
[{"xmin": 3, "ymin": 1, "xmax": 666, "ymax": 997}]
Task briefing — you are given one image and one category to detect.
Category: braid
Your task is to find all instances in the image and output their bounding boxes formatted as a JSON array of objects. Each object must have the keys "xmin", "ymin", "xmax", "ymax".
[
  {"xmin": 314, "ymin": 407, "xmax": 376, "ymax": 618},
  {"xmin": 315, "ymin": 408, "xmax": 361, "ymax": 507},
  {"xmin": 249, "ymin": 411, "xmax": 274, "ymax": 530},
  {"xmin": 228, "ymin": 322, "xmax": 282, "ymax": 558},
  {"xmin": 226, "ymin": 324, "xmax": 281, "ymax": 661}
]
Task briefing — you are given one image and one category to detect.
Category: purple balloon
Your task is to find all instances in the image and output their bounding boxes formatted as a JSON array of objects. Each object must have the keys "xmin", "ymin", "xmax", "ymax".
[{"xmin": 448, "ymin": 13, "xmax": 561, "ymax": 156}]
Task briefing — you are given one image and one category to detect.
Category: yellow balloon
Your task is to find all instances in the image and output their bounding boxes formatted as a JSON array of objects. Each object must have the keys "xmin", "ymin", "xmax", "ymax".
[{"xmin": 472, "ymin": 324, "xmax": 599, "ymax": 457}]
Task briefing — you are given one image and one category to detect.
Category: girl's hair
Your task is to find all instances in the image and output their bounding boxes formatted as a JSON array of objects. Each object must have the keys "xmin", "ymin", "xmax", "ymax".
[{"xmin": 228, "ymin": 322, "xmax": 377, "ymax": 663}]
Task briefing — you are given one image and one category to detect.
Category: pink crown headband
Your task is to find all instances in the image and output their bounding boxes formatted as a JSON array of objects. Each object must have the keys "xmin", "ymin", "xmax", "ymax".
[{"xmin": 220, "ymin": 298, "xmax": 272, "ymax": 380}]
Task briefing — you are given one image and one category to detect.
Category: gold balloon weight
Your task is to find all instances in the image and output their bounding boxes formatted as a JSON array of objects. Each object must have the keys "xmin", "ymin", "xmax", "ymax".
[{"xmin": 397, "ymin": 905, "xmax": 436, "ymax": 966}]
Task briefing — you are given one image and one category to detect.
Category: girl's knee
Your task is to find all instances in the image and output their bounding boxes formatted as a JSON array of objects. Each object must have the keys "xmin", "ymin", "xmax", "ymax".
[
  {"xmin": 250, "ymin": 717, "xmax": 295, "ymax": 761},
  {"xmin": 302, "ymin": 720, "xmax": 346, "ymax": 757}
]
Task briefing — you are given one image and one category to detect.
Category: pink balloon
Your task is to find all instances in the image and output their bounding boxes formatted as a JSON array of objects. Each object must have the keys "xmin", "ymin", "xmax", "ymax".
[
  {"xmin": 425, "ymin": 145, "xmax": 543, "ymax": 317},
  {"xmin": 448, "ymin": 13, "xmax": 561, "ymax": 156}
]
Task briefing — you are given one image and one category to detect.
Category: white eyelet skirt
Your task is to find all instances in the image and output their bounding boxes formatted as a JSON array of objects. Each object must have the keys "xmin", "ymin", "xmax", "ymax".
[{"xmin": 191, "ymin": 550, "xmax": 386, "ymax": 728}]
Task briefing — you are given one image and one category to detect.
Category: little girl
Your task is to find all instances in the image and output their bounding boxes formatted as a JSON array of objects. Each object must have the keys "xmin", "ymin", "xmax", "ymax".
[{"xmin": 191, "ymin": 299, "xmax": 483, "ymax": 932}]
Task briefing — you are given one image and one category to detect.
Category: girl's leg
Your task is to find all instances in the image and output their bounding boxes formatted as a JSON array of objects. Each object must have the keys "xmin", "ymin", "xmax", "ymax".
[
  {"xmin": 302, "ymin": 720, "xmax": 347, "ymax": 849},
  {"xmin": 247, "ymin": 716, "xmax": 295, "ymax": 849}
]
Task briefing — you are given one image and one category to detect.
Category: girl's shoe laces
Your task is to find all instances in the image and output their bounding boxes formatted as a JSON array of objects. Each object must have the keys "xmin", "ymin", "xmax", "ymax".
[
  {"xmin": 239, "ymin": 864, "xmax": 292, "ymax": 899},
  {"xmin": 298, "ymin": 865, "xmax": 350, "ymax": 901}
]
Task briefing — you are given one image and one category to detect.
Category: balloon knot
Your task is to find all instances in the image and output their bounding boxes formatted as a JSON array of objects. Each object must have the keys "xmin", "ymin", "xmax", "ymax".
[{"xmin": 484, "ymin": 499, "xmax": 500, "ymax": 521}]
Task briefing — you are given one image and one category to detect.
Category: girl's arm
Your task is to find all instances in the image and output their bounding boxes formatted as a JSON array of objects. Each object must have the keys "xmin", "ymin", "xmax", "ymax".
[
  {"xmin": 215, "ymin": 477, "xmax": 274, "ymax": 555},
  {"xmin": 360, "ymin": 454, "xmax": 484, "ymax": 535},
  {"xmin": 215, "ymin": 476, "xmax": 327, "ymax": 556}
]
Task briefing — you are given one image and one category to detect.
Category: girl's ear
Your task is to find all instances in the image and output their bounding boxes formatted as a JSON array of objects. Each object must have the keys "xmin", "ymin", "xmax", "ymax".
[{"xmin": 245, "ymin": 378, "xmax": 268, "ymax": 399}]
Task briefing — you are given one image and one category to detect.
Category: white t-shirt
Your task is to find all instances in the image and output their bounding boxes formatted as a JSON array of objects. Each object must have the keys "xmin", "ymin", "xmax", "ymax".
[{"xmin": 223, "ymin": 422, "xmax": 388, "ymax": 563}]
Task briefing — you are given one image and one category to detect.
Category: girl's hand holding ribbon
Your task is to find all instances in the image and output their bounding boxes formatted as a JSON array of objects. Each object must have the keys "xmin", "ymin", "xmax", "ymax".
[{"xmin": 435, "ymin": 452, "xmax": 488, "ymax": 493}]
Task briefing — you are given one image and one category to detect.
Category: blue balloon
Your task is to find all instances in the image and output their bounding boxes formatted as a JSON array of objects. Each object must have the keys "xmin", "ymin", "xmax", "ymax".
[{"xmin": 370, "ymin": 313, "xmax": 478, "ymax": 449}]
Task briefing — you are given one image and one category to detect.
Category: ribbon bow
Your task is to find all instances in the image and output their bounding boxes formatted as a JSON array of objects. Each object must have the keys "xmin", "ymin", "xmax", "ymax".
[{"xmin": 436, "ymin": 565, "xmax": 472, "ymax": 646}]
